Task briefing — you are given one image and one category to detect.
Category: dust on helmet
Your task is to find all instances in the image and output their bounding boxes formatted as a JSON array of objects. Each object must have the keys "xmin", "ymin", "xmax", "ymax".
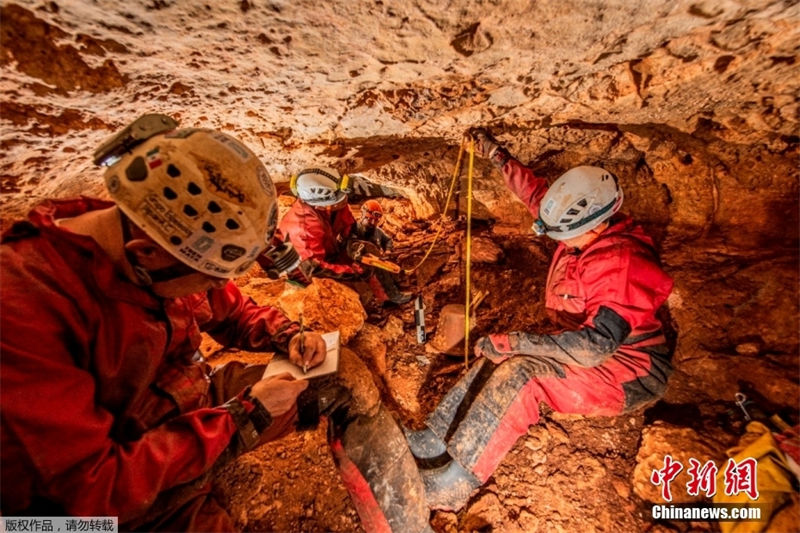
[
  {"xmin": 292, "ymin": 167, "xmax": 349, "ymax": 208},
  {"xmin": 103, "ymin": 128, "xmax": 278, "ymax": 278},
  {"xmin": 534, "ymin": 166, "xmax": 623, "ymax": 240}
]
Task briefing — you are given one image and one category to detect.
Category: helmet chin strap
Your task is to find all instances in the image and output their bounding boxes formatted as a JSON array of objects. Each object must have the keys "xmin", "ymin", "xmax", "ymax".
[{"xmin": 119, "ymin": 211, "xmax": 204, "ymax": 286}]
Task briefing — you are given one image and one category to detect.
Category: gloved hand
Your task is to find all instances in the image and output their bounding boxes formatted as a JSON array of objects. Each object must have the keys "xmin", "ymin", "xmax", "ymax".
[
  {"xmin": 466, "ymin": 127, "xmax": 512, "ymax": 168},
  {"xmin": 466, "ymin": 127, "xmax": 501, "ymax": 158},
  {"xmin": 474, "ymin": 334, "xmax": 516, "ymax": 364},
  {"xmin": 474, "ymin": 334, "xmax": 567, "ymax": 377}
]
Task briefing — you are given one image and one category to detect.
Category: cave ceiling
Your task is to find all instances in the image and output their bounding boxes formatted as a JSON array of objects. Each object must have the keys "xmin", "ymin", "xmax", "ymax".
[{"xmin": 0, "ymin": 0, "xmax": 798, "ymax": 244}]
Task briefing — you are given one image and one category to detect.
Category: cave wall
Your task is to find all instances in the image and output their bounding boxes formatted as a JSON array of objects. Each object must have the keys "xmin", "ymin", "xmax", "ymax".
[
  {"xmin": 1, "ymin": 0, "xmax": 797, "ymax": 249},
  {"xmin": 1, "ymin": 2, "xmax": 799, "ymax": 530},
  {"xmin": 0, "ymin": 0, "xmax": 798, "ymax": 370}
]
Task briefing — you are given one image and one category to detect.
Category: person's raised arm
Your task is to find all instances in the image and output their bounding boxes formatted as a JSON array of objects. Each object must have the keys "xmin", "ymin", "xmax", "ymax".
[{"xmin": 467, "ymin": 127, "xmax": 549, "ymax": 216}]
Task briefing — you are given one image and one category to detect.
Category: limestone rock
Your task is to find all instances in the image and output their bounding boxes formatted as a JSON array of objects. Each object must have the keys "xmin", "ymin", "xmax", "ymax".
[
  {"xmin": 337, "ymin": 347, "xmax": 380, "ymax": 417},
  {"xmin": 349, "ymin": 323, "xmax": 387, "ymax": 375},
  {"xmin": 430, "ymin": 511, "xmax": 458, "ymax": 533},
  {"xmin": 246, "ymin": 277, "xmax": 366, "ymax": 345},
  {"xmin": 632, "ymin": 421, "xmax": 725, "ymax": 503},
  {"xmin": 735, "ymin": 342, "xmax": 761, "ymax": 356},
  {"xmin": 381, "ymin": 315, "xmax": 405, "ymax": 343},
  {"xmin": 385, "ymin": 365, "xmax": 425, "ymax": 417},
  {"xmin": 461, "ymin": 492, "xmax": 504, "ymax": 531},
  {"xmin": 0, "ymin": 1, "xmax": 797, "ymax": 243},
  {"xmin": 463, "ymin": 236, "xmax": 504, "ymax": 264}
]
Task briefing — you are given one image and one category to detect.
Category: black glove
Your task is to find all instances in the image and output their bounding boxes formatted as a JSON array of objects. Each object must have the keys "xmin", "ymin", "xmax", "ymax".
[
  {"xmin": 474, "ymin": 334, "xmax": 515, "ymax": 363},
  {"xmin": 465, "ymin": 127, "xmax": 511, "ymax": 167}
]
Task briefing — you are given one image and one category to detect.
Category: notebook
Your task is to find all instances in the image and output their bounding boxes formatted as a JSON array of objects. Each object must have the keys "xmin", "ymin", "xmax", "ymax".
[{"xmin": 261, "ymin": 330, "xmax": 340, "ymax": 380}]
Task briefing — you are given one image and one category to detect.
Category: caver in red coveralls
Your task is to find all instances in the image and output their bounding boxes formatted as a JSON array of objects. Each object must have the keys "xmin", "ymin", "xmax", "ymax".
[
  {"xmin": 0, "ymin": 198, "xmax": 429, "ymax": 533},
  {"xmin": 422, "ymin": 157, "xmax": 674, "ymax": 486},
  {"xmin": 270, "ymin": 199, "xmax": 400, "ymax": 303}
]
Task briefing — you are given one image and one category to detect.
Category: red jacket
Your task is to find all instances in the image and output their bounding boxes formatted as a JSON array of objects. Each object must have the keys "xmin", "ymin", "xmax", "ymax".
[
  {"xmin": 544, "ymin": 216, "xmax": 672, "ymax": 335},
  {"xmin": 499, "ymin": 159, "xmax": 673, "ymax": 372},
  {"xmin": 276, "ymin": 199, "xmax": 361, "ymax": 277},
  {"xmin": 0, "ymin": 198, "xmax": 298, "ymax": 521},
  {"xmin": 501, "ymin": 159, "xmax": 672, "ymax": 329}
]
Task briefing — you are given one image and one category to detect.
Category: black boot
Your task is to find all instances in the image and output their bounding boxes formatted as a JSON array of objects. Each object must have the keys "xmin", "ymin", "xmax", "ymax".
[
  {"xmin": 389, "ymin": 291, "xmax": 413, "ymax": 305},
  {"xmin": 420, "ymin": 458, "xmax": 481, "ymax": 511},
  {"xmin": 404, "ymin": 427, "xmax": 447, "ymax": 464},
  {"xmin": 330, "ymin": 406, "xmax": 432, "ymax": 533},
  {"xmin": 375, "ymin": 269, "xmax": 413, "ymax": 306},
  {"xmin": 404, "ymin": 426, "xmax": 481, "ymax": 511}
]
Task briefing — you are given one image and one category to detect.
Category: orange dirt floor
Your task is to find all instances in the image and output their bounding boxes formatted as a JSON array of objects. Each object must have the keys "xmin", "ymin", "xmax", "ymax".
[{"xmin": 204, "ymin": 199, "xmax": 799, "ymax": 533}]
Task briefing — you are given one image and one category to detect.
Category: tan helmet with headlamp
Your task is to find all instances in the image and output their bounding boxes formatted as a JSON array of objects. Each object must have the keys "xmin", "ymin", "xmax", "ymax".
[{"xmin": 95, "ymin": 114, "xmax": 278, "ymax": 279}]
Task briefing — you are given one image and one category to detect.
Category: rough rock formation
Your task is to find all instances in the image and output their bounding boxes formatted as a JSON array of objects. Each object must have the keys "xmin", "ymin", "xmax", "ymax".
[
  {"xmin": 2, "ymin": 0, "xmax": 797, "ymax": 235},
  {"xmin": 1, "ymin": 0, "xmax": 798, "ymax": 531},
  {"xmin": 633, "ymin": 421, "xmax": 727, "ymax": 503}
]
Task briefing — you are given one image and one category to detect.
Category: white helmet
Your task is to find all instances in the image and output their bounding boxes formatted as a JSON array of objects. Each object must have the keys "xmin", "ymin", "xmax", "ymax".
[
  {"xmin": 291, "ymin": 167, "xmax": 349, "ymax": 208},
  {"xmin": 103, "ymin": 127, "xmax": 278, "ymax": 278},
  {"xmin": 535, "ymin": 166, "xmax": 623, "ymax": 240}
]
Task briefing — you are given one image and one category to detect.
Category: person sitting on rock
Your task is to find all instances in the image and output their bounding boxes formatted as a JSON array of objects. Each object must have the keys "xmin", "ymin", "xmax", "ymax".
[
  {"xmin": 274, "ymin": 167, "xmax": 412, "ymax": 305},
  {"xmin": 406, "ymin": 127, "xmax": 675, "ymax": 512},
  {"xmin": 0, "ymin": 115, "xmax": 430, "ymax": 533}
]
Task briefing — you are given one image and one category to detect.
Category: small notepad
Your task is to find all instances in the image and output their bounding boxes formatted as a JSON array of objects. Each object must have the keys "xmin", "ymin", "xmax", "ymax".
[{"xmin": 262, "ymin": 330, "xmax": 341, "ymax": 380}]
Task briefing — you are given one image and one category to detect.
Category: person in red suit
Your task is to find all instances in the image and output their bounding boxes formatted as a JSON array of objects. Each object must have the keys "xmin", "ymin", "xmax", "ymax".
[
  {"xmin": 0, "ymin": 116, "xmax": 429, "ymax": 532},
  {"xmin": 274, "ymin": 167, "xmax": 412, "ymax": 305},
  {"xmin": 407, "ymin": 128, "xmax": 675, "ymax": 511}
]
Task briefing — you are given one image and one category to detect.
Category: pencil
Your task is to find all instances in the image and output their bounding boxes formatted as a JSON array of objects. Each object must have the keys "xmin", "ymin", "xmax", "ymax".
[{"xmin": 299, "ymin": 312, "xmax": 307, "ymax": 374}]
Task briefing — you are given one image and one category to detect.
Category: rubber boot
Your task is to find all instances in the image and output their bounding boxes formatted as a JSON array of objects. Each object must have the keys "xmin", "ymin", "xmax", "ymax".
[
  {"xmin": 330, "ymin": 406, "xmax": 432, "ymax": 533},
  {"xmin": 404, "ymin": 427, "xmax": 447, "ymax": 462},
  {"xmin": 420, "ymin": 458, "xmax": 481, "ymax": 512},
  {"xmin": 404, "ymin": 426, "xmax": 481, "ymax": 511},
  {"xmin": 374, "ymin": 269, "xmax": 413, "ymax": 305}
]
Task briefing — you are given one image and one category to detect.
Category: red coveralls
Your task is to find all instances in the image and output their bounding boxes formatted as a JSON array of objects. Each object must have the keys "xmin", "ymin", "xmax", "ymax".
[
  {"xmin": 275, "ymin": 199, "xmax": 361, "ymax": 277},
  {"xmin": 426, "ymin": 159, "xmax": 674, "ymax": 482},
  {"xmin": 274, "ymin": 199, "xmax": 398, "ymax": 302},
  {"xmin": 0, "ymin": 198, "xmax": 300, "ymax": 531}
]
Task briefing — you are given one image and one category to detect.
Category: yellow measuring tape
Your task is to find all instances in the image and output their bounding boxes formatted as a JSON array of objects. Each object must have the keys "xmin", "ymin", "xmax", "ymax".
[
  {"xmin": 403, "ymin": 140, "xmax": 466, "ymax": 274},
  {"xmin": 464, "ymin": 140, "xmax": 475, "ymax": 369},
  {"xmin": 401, "ymin": 136, "xmax": 476, "ymax": 369}
]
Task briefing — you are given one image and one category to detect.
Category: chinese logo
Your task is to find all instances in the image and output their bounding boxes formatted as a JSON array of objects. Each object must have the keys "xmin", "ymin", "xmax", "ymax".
[{"xmin": 650, "ymin": 455, "xmax": 759, "ymax": 502}]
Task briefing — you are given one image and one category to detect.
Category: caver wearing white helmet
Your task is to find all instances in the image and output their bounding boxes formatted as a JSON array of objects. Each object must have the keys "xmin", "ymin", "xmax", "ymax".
[
  {"xmin": 97, "ymin": 115, "xmax": 279, "ymax": 282},
  {"xmin": 277, "ymin": 166, "xmax": 413, "ymax": 305},
  {"xmin": 406, "ymin": 128, "xmax": 673, "ymax": 514},
  {"xmin": 466, "ymin": 128, "xmax": 623, "ymax": 242},
  {"xmin": 290, "ymin": 167, "xmax": 350, "ymax": 209},
  {"xmin": 0, "ymin": 113, "xmax": 431, "ymax": 532},
  {"xmin": 534, "ymin": 166, "xmax": 624, "ymax": 240}
]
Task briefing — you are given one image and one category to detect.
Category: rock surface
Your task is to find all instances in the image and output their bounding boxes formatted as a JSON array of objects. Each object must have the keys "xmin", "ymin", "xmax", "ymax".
[
  {"xmin": 633, "ymin": 421, "xmax": 726, "ymax": 503},
  {"xmin": 1, "ymin": 1, "xmax": 798, "ymax": 532},
  {"xmin": 244, "ymin": 277, "xmax": 366, "ymax": 344},
  {"xmin": 464, "ymin": 235, "xmax": 503, "ymax": 264},
  {"xmin": 1, "ymin": 0, "xmax": 797, "ymax": 244}
]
